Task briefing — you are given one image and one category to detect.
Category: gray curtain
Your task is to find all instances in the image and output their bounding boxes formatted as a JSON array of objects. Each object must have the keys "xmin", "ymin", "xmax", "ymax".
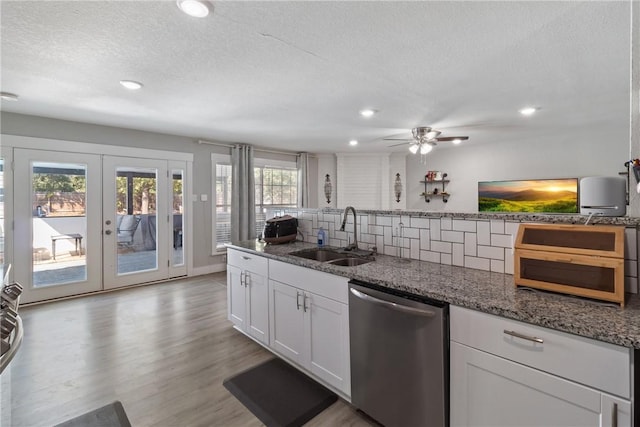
[
  {"xmin": 231, "ymin": 144, "xmax": 256, "ymax": 242},
  {"xmin": 297, "ymin": 152, "xmax": 310, "ymax": 208}
]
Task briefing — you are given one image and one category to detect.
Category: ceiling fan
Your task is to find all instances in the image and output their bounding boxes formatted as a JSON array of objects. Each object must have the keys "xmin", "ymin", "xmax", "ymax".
[{"xmin": 385, "ymin": 127, "xmax": 469, "ymax": 154}]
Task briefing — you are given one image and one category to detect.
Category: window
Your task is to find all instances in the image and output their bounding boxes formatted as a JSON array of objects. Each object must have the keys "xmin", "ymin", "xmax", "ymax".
[{"xmin": 212, "ymin": 154, "xmax": 297, "ymax": 252}]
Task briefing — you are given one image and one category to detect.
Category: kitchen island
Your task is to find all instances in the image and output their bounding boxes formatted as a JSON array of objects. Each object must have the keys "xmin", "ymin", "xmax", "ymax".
[{"xmin": 227, "ymin": 239, "xmax": 640, "ymax": 349}]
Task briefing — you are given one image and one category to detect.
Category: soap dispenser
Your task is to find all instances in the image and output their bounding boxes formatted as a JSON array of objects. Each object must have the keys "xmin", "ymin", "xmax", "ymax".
[{"xmin": 317, "ymin": 227, "xmax": 326, "ymax": 247}]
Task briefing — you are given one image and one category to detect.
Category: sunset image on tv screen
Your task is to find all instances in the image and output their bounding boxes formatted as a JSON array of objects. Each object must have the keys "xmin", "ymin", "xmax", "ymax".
[{"xmin": 478, "ymin": 179, "xmax": 578, "ymax": 213}]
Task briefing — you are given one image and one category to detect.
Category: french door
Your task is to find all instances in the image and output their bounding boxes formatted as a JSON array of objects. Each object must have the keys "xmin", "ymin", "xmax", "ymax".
[{"xmin": 13, "ymin": 149, "xmax": 187, "ymax": 303}]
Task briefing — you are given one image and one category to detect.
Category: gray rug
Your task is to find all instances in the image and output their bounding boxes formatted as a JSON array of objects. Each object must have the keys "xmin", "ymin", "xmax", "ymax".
[
  {"xmin": 223, "ymin": 358, "xmax": 337, "ymax": 427},
  {"xmin": 54, "ymin": 401, "xmax": 131, "ymax": 427}
]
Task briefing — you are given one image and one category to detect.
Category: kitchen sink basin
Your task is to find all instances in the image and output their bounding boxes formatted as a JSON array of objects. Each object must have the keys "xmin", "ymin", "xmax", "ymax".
[
  {"xmin": 289, "ymin": 248, "xmax": 375, "ymax": 266},
  {"xmin": 327, "ymin": 257, "xmax": 373, "ymax": 267},
  {"xmin": 289, "ymin": 248, "xmax": 348, "ymax": 262}
]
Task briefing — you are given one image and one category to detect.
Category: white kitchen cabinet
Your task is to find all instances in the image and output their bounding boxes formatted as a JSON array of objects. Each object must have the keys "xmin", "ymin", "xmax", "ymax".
[
  {"xmin": 450, "ymin": 306, "xmax": 632, "ymax": 427},
  {"xmin": 226, "ymin": 249, "xmax": 269, "ymax": 345},
  {"xmin": 269, "ymin": 270, "xmax": 350, "ymax": 396}
]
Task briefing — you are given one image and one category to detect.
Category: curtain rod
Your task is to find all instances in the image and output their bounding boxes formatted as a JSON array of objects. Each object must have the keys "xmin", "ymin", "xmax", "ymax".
[{"xmin": 197, "ymin": 139, "xmax": 307, "ymax": 157}]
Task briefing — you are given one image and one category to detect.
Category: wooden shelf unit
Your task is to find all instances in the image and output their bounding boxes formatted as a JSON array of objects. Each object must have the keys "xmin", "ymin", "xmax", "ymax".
[
  {"xmin": 514, "ymin": 224, "xmax": 625, "ymax": 307},
  {"xmin": 420, "ymin": 178, "xmax": 450, "ymax": 202}
]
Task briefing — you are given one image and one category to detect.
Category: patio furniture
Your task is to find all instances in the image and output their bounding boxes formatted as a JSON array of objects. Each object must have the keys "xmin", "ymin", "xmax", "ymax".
[
  {"xmin": 51, "ymin": 234, "xmax": 83, "ymax": 261},
  {"xmin": 117, "ymin": 215, "xmax": 140, "ymax": 246}
]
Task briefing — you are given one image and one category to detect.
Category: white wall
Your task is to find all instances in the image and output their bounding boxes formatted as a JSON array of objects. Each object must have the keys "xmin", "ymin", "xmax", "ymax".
[{"xmin": 405, "ymin": 127, "xmax": 629, "ymax": 213}]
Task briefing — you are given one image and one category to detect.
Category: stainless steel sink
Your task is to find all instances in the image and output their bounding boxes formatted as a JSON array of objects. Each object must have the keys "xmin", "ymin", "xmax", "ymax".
[
  {"xmin": 288, "ymin": 248, "xmax": 348, "ymax": 262},
  {"xmin": 327, "ymin": 257, "xmax": 373, "ymax": 267},
  {"xmin": 289, "ymin": 248, "xmax": 374, "ymax": 266}
]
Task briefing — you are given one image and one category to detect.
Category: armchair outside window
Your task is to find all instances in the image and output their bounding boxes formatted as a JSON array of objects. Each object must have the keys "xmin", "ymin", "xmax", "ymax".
[{"xmin": 117, "ymin": 215, "xmax": 141, "ymax": 246}]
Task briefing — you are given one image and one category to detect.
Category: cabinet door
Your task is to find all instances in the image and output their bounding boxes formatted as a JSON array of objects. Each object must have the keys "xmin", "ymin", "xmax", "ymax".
[
  {"xmin": 601, "ymin": 394, "xmax": 632, "ymax": 427},
  {"xmin": 306, "ymin": 291, "xmax": 350, "ymax": 395},
  {"xmin": 245, "ymin": 271, "xmax": 269, "ymax": 345},
  {"xmin": 269, "ymin": 280, "xmax": 305, "ymax": 364},
  {"xmin": 227, "ymin": 265, "xmax": 246, "ymax": 330},
  {"xmin": 451, "ymin": 342, "xmax": 603, "ymax": 427}
]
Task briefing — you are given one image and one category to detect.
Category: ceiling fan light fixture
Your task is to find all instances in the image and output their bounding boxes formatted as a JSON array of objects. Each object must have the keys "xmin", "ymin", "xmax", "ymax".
[
  {"xmin": 420, "ymin": 143, "xmax": 433, "ymax": 155},
  {"xmin": 349, "ymin": 139, "xmax": 358, "ymax": 146},
  {"xmin": 177, "ymin": 0, "xmax": 210, "ymax": 18},
  {"xmin": 359, "ymin": 109, "xmax": 376, "ymax": 118},
  {"xmin": 452, "ymin": 139, "xmax": 462, "ymax": 145},
  {"xmin": 408, "ymin": 144, "xmax": 420, "ymax": 154}
]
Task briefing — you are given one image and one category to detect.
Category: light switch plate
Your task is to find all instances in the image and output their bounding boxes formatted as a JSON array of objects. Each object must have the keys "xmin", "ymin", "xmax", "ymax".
[{"xmin": 200, "ymin": 194, "xmax": 208, "ymax": 202}]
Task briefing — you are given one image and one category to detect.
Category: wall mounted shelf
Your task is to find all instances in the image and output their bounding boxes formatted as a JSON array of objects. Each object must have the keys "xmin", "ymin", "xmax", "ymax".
[{"xmin": 420, "ymin": 174, "xmax": 449, "ymax": 202}]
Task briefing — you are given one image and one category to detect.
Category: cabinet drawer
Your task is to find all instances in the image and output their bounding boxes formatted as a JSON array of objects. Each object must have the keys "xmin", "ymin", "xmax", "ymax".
[
  {"xmin": 450, "ymin": 306, "xmax": 631, "ymax": 399},
  {"xmin": 227, "ymin": 249, "xmax": 268, "ymax": 276},
  {"xmin": 269, "ymin": 259, "xmax": 348, "ymax": 304}
]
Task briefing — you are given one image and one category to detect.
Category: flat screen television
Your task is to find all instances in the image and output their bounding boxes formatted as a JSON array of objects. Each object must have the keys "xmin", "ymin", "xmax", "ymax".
[{"xmin": 478, "ymin": 178, "xmax": 579, "ymax": 213}]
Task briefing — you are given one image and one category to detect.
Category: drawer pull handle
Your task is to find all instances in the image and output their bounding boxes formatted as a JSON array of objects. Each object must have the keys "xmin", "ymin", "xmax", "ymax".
[
  {"xmin": 503, "ymin": 329, "xmax": 544, "ymax": 344},
  {"xmin": 242, "ymin": 256, "xmax": 251, "ymax": 260},
  {"xmin": 612, "ymin": 402, "xmax": 618, "ymax": 427}
]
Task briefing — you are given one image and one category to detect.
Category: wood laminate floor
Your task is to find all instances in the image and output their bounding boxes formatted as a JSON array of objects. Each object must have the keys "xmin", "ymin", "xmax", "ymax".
[{"xmin": 1, "ymin": 273, "xmax": 374, "ymax": 427}]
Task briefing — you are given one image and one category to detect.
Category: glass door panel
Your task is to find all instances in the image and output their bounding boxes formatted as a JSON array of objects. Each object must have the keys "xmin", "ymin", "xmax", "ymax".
[
  {"xmin": 172, "ymin": 169, "xmax": 184, "ymax": 267},
  {"xmin": 14, "ymin": 150, "xmax": 101, "ymax": 303},
  {"xmin": 103, "ymin": 156, "xmax": 168, "ymax": 289},
  {"xmin": 31, "ymin": 161, "xmax": 88, "ymax": 287}
]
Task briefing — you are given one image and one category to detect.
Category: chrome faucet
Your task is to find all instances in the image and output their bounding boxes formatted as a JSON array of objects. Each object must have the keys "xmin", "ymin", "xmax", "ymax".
[{"xmin": 340, "ymin": 206, "xmax": 358, "ymax": 251}]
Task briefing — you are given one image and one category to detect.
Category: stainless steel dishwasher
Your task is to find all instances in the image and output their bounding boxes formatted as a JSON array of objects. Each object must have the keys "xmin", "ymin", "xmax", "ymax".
[{"xmin": 349, "ymin": 280, "xmax": 448, "ymax": 427}]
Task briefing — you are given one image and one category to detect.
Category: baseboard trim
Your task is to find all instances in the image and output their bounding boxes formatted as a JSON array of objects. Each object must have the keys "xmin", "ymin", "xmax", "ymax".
[{"xmin": 191, "ymin": 264, "xmax": 226, "ymax": 277}]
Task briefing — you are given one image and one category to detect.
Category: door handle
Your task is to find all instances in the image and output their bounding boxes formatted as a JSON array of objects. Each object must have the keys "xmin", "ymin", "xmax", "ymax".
[
  {"xmin": 349, "ymin": 287, "xmax": 436, "ymax": 317},
  {"xmin": 105, "ymin": 230, "xmax": 112, "ymax": 235},
  {"xmin": 244, "ymin": 273, "xmax": 251, "ymax": 287},
  {"xmin": 612, "ymin": 402, "xmax": 618, "ymax": 427},
  {"xmin": 296, "ymin": 292, "xmax": 302, "ymax": 310},
  {"xmin": 240, "ymin": 272, "xmax": 245, "ymax": 287},
  {"xmin": 303, "ymin": 293, "xmax": 309, "ymax": 312}
]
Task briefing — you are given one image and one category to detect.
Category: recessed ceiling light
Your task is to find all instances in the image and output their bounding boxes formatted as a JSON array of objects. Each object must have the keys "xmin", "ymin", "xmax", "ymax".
[
  {"xmin": 519, "ymin": 107, "xmax": 538, "ymax": 116},
  {"xmin": 359, "ymin": 109, "xmax": 376, "ymax": 118},
  {"xmin": 0, "ymin": 92, "xmax": 18, "ymax": 101},
  {"xmin": 177, "ymin": 0, "xmax": 210, "ymax": 18},
  {"xmin": 349, "ymin": 140, "xmax": 358, "ymax": 146},
  {"xmin": 120, "ymin": 80, "xmax": 143, "ymax": 90},
  {"xmin": 452, "ymin": 139, "xmax": 462, "ymax": 145}
]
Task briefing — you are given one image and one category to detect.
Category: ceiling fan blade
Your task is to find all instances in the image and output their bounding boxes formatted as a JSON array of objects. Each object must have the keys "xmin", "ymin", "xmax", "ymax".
[
  {"xmin": 383, "ymin": 138, "xmax": 412, "ymax": 141},
  {"xmin": 435, "ymin": 136, "xmax": 469, "ymax": 142},
  {"xmin": 388, "ymin": 142, "xmax": 411, "ymax": 147}
]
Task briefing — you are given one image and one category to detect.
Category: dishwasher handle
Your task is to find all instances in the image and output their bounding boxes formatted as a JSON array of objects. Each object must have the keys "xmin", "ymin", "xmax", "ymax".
[{"xmin": 349, "ymin": 287, "xmax": 436, "ymax": 318}]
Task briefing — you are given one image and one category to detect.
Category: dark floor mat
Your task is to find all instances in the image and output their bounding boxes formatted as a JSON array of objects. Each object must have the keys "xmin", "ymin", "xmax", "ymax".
[
  {"xmin": 54, "ymin": 401, "xmax": 131, "ymax": 427},
  {"xmin": 223, "ymin": 357, "xmax": 337, "ymax": 427}
]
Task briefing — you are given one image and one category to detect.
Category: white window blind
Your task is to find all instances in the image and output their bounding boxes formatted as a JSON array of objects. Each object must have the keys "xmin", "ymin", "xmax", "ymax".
[{"xmin": 336, "ymin": 154, "xmax": 390, "ymax": 210}]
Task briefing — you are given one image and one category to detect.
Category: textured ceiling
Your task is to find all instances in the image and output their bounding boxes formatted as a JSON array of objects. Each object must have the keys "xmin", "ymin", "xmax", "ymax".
[{"xmin": 0, "ymin": 1, "xmax": 632, "ymax": 153}]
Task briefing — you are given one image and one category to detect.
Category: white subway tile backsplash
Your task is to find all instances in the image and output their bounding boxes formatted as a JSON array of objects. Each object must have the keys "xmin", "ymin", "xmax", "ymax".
[
  {"xmin": 420, "ymin": 229, "xmax": 430, "ymax": 250},
  {"xmin": 625, "ymin": 228, "xmax": 638, "ymax": 260},
  {"xmin": 504, "ymin": 221, "xmax": 520, "ymax": 237},
  {"xmin": 384, "ymin": 226, "xmax": 393, "ymax": 246},
  {"xmin": 430, "ymin": 219, "xmax": 441, "ymax": 241},
  {"xmin": 402, "ymin": 227, "xmax": 420, "ymax": 239},
  {"xmin": 477, "ymin": 245, "xmax": 505, "ymax": 260},
  {"xmin": 410, "ymin": 239, "xmax": 420, "ymax": 259},
  {"xmin": 377, "ymin": 216, "xmax": 392, "ymax": 226},
  {"xmin": 441, "ymin": 217, "xmax": 452, "ymax": 230},
  {"xmin": 384, "ymin": 246, "xmax": 396, "ymax": 256},
  {"xmin": 504, "ymin": 252, "xmax": 514, "ymax": 275},
  {"xmin": 491, "ymin": 259, "xmax": 505, "ymax": 273},
  {"xmin": 421, "ymin": 250, "xmax": 441, "ymax": 263},
  {"xmin": 441, "ymin": 230, "xmax": 464, "ymax": 243},
  {"xmin": 410, "ymin": 217, "xmax": 430, "ymax": 229},
  {"xmin": 491, "ymin": 219, "xmax": 505, "ymax": 234},
  {"xmin": 441, "ymin": 253, "xmax": 452, "ymax": 265},
  {"xmin": 464, "ymin": 233, "xmax": 477, "ymax": 256},
  {"xmin": 368, "ymin": 225, "xmax": 383, "ymax": 235},
  {"xmin": 491, "ymin": 234, "xmax": 512, "ymax": 248},
  {"xmin": 477, "ymin": 221, "xmax": 491, "ymax": 245},
  {"xmin": 431, "ymin": 241, "xmax": 452, "ymax": 254},
  {"xmin": 453, "ymin": 220, "xmax": 477, "ymax": 232},
  {"xmin": 465, "ymin": 256, "xmax": 491, "ymax": 271},
  {"xmin": 453, "ymin": 243, "xmax": 464, "ymax": 266},
  {"xmin": 376, "ymin": 235, "xmax": 384, "ymax": 250}
]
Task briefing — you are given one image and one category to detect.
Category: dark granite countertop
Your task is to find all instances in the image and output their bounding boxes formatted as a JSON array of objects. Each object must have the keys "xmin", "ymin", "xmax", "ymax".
[{"xmin": 227, "ymin": 240, "xmax": 640, "ymax": 349}]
